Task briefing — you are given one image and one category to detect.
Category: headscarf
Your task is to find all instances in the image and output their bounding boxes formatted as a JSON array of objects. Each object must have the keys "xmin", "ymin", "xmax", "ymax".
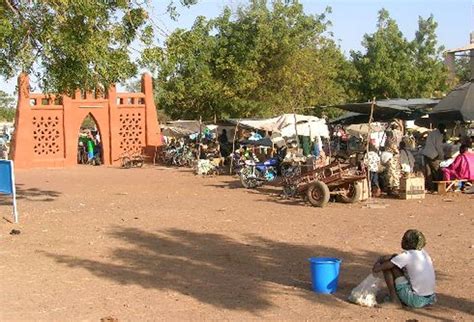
[{"xmin": 402, "ymin": 229, "xmax": 426, "ymax": 250}]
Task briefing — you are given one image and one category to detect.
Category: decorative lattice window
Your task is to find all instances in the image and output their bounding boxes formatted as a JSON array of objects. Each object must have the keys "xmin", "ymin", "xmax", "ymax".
[
  {"xmin": 32, "ymin": 116, "xmax": 61, "ymax": 156},
  {"xmin": 118, "ymin": 112, "xmax": 144, "ymax": 153}
]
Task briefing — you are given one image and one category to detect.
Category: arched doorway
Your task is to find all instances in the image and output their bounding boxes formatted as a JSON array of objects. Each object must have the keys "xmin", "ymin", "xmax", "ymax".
[{"xmin": 77, "ymin": 113, "xmax": 103, "ymax": 165}]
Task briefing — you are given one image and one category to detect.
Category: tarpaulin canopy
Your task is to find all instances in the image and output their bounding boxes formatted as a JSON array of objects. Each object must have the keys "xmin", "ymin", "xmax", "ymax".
[
  {"xmin": 345, "ymin": 123, "xmax": 386, "ymax": 137},
  {"xmin": 161, "ymin": 126, "xmax": 196, "ymax": 137},
  {"xmin": 329, "ymin": 112, "xmax": 372, "ymax": 125},
  {"xmin": 166, "ymin": 120, "xmax": 201, "ymax": 133},
  {"xmin": 228, "ymin": 114, "xmax": 329, "ymax": 138},
  {"xmin": 162, "ymin": 120, "xmax": 219, "ymax": 137},
  {"xmin": 329, "ymin": 98, "xmax": 439, "ymax": 121},
  {"xmin": 427, "ymin": 82, "xmax": 474, "ymax": 122}
]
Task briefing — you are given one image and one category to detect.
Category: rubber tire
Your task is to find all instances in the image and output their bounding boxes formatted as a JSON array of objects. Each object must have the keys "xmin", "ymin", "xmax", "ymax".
[
  {"xmin": 135, "ymin": 160, "xmax": 144, "ymax": 168},
  {"xmin": 121, "ymin": 157, "xmax": 131, "ymax": 169},
  {"xmin": 240, "ymin": 168, "xmax": 258, "ymax": 189},
  {"xmin": 337, "ymin": 182, "xmax": 362, "ymax": 204},
  {"xmin": 306, "ymin": 181, "xmax": 330, "ymax": 208}
]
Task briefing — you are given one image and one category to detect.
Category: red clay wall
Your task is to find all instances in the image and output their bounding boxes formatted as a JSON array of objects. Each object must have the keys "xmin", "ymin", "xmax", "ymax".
[{"xmin": 11, "ymin": 73, "xmax": 161, "ymax": 169}]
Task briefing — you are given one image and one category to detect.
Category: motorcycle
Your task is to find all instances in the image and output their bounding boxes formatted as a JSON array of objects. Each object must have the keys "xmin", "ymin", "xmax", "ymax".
[{"xmin": 239, "ymin": 149, "xmax": 300, "ymax": 189}]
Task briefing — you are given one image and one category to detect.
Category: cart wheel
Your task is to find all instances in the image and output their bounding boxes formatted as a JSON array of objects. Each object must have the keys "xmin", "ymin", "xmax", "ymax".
[
  {"xmin": 240, "ymin": 167, "xmax": 258, "ymax": 189},
  {"xmin": 306, "ymin": 181, "xmax": 330, "ymax": 207},
  {"xmin": 135, "ymin": 156, "xmax": 144, "ymax": 168},
  {"xmin": 337, "ymin": 182, "xmax": 362, "ymax": 203},
  {"xmin": 121, "ymin": 157, "xmax": 131, "ymax": 169}
]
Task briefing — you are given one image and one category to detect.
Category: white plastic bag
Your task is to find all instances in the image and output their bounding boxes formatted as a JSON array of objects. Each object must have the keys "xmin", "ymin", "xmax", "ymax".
[{"xmin": 348, "ymin": 273, "xmax": 384, "ymax": 307}]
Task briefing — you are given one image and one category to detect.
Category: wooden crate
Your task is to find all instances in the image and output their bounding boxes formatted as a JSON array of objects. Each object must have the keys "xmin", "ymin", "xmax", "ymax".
[{"xmin": 399, "ymin": 176, "xmax": 425, "ymax": 199}]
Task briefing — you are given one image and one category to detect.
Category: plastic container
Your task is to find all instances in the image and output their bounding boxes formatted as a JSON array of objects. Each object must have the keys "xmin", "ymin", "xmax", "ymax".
[{"xmin": 309, "ymin": 257, "xmax": 341, "ymax": 294}]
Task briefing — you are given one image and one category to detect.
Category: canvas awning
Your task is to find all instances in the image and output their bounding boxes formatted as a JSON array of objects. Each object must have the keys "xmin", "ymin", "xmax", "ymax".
[
  {"xmin": 345, "ymin": 123, "xmax": 386, "ymax": 137},
  {"xmin": 329, "ymin": 98, "xmax": 439, "ymax": 121},
  {"xmin": 161, "ymin": 126, "xmax": 196, "ymax": 137},
  {"xmin": 228, "ymin": 114, "xmax": 329, "ymax": 138},
  {"xmin": 166, "ymin": 120, "xmax": 201, "ymax": 133},
  {"xmin": 329, "ymin": 112, "xmax": 372, "ymax": 125},
  {"xmin": 427, "ymin": 82, "xmax": 474, "ymax": 122}
]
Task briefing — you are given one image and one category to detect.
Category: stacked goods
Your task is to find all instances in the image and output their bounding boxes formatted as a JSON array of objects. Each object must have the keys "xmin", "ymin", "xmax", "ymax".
[{"xmin": 399, "ymin": 173, "xmax": 425, "ymax": 199}]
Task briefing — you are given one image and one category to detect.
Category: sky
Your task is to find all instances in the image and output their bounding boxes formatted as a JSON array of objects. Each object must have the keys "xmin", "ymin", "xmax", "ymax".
[{"xmin": 1, "ymin": 0, "xmax": 472, "ymax": 96}]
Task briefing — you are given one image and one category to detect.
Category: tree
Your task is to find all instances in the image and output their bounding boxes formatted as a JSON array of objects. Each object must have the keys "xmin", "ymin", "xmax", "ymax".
[
  {"xmin": 144, "ymin": 0, "xmax": 350, "ymax": 120},
  {"xmin": 0, "ymin": 1, "xmax": 197, "ymax": 94},
  {"xmin": 410, "ymin": 15, "xmax": 448, "ymax": 97},
  {"xmin": 454, "ymin": 56, "xmax": 471, "ymax": 83},
  {"xmin": 0, "ymin": 90, "xmax": 15, "ymax": 121},
  {"xmin": 351, "ymin": 9, "xmax": 413, "ymax": 100},
  {"xmin": 351, "ymin": 9, "xmax": 448, "ymax": 100}
]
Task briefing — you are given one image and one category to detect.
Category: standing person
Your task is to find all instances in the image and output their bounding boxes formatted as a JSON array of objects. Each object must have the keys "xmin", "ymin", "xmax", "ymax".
[
  {"xmin": 372, "ymin": 230, "xmax": 436, "ymax": 308},
  {"xmin": 218, "ymin": 129, "xmax": 230, "ymax": 157},
  {"xmin": 422, "ymin": 124, "xmax": 446, "ymax": 191},
  {"xmin": 385, "ymin": 146, "xmax": 401, "ymax": 195},
  {"xmin": 364, "ymin": 143, "xmax": 382, "ymax": 197},
  {"xmin": 85, "ymin": 130, "xmax": 96, "ymax": 162},
  {"xmin": 0, "ymin": 136, "xmax": 8, "ymax": 159},
  {"xmin": 385, "ymin": 122, "xmax": 403, "ymax": 148},
  {"xmin": 399, "ymin": 141, "xmax": 415, "ymax": 174}
]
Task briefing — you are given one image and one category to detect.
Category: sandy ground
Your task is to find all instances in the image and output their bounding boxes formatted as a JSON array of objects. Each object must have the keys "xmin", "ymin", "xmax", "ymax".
[{"xmin": 0, "ymin": 166, "xmax": 473, "ymax": 321}]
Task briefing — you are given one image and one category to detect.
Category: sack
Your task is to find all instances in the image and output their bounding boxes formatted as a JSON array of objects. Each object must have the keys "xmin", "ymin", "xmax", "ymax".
[{"xmin": 348, "ymin": 273, "xmax": 384, "ymax": 307}]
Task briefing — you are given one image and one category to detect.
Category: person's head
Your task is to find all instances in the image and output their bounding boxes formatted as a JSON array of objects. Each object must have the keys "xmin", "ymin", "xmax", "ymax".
[
  {"xmin": 401, "ymin": 229, "xmax": 426, "ymax": 250},
  {"xmin": 459, "ymin": 144, "xmax": 468, "ymax": 154},
  {"xmin": 222, "ymin": 129, "xmax": 227, "ymax": 135},
  {"xmin": 437, "ymin": 123, "xmax": 446, "ymax": 134}
]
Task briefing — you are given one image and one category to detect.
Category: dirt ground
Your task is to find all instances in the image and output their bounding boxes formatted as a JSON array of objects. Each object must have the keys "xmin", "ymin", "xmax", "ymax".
[{"xmin": 0, "ymin": 166, "xmax": 473, "ymax": 321}]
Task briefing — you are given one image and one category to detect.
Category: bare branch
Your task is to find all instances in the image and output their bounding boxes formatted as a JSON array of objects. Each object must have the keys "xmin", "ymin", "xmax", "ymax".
[{"xmin": 4, "ymin": 0, "xmax": 20, "ymax": 16}]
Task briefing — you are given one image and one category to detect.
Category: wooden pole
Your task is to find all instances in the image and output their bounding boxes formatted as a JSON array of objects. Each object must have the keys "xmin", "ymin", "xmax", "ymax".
[
  {"xmin": 197, "ymin": 116, "xmax": 202, "ymax": 159},
  {"xmin": 366, "ymin": 97, "xmax": 376, "ymax": 201},
  {"xmin": 292, "ymin": 112, "xmax": 300, "ymax": 152},
  {"xmin": 229, "ymin": 120, "xmax": 240, "ymax": 174}
]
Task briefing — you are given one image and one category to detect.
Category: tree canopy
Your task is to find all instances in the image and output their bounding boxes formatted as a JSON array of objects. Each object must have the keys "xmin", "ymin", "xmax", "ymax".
[
  {"xmin": 0, "ymin": 1, "xmax": 455, "ymax": 121},
  {"xmin": 0, "ymin": 0, "xmax": 196, "ymax": 94},
  {"xmin": 351, "ymin": 9, "xmax": 449, "ymax": 101},
  {"xmin": 0, "ymin": 90, "xmax": 15, "ymax": 121},
  {"xmin": 143, "ymin": 0, "xmax": 352, "ymax": 120}
]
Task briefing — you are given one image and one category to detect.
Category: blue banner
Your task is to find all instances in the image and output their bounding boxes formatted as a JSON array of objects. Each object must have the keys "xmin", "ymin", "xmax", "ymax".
[{"xmin": 0, "ymin": 160, "xmax": 14, "ymax": 195}]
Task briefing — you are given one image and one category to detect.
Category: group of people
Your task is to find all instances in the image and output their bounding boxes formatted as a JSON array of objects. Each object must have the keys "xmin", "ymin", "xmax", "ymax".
[
  {"xmin": 365, "ymin": 122, "xmax": 416, "ymax": 196},
  {"xmin": 365, "ymin": 122, "xmax": 473, "ymax": 196},
  {"xmin": 422, "ymin": 123, "xmax": 473, "ymax": 190},
  {"xmin": 78, "ymin": 129, "xmax": 102, "ymax": 165}
]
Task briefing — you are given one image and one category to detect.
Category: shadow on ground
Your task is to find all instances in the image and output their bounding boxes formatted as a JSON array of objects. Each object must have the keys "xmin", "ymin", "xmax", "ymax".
[
  {"xmin": 0, "ymin": 184, "xmax": 60, "ymax": 205},
  {"xmin": 41, "ymin": 227, "xmax": 472, "ymax": 318}
]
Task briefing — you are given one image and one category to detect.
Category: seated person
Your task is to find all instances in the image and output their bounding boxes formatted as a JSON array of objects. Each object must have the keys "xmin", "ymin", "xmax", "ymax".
[
  {"xmin": 442, "ymin": 144, "xmax": 474, "ymax": 181},
  {"xmin": 373, "ymin": 230, "xmax": 436, "ymax": 308}
]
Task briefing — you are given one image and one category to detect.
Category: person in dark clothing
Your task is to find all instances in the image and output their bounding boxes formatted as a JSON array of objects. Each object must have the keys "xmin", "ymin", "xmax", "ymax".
[{"xmin": 218, "ymin": 129, "xmax": 230, "ymax": 157}]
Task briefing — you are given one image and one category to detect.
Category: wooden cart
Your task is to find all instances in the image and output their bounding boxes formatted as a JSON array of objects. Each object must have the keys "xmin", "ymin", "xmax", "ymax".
[{"xmin": 282, "ymin": 161, "xmax": 366, "ymax": 207}]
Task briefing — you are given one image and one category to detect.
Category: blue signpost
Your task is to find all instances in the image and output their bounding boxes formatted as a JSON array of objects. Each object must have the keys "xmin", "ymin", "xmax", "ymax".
[{"xmin": 0, "ymin": 160, "xmax": 18, "ymax": 223}]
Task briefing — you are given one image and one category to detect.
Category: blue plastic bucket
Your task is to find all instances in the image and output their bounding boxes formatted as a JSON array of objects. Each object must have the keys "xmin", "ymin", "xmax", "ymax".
[{"xmin": 309, "ymin": 257, "xmax": 341, "ymax": 294}]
